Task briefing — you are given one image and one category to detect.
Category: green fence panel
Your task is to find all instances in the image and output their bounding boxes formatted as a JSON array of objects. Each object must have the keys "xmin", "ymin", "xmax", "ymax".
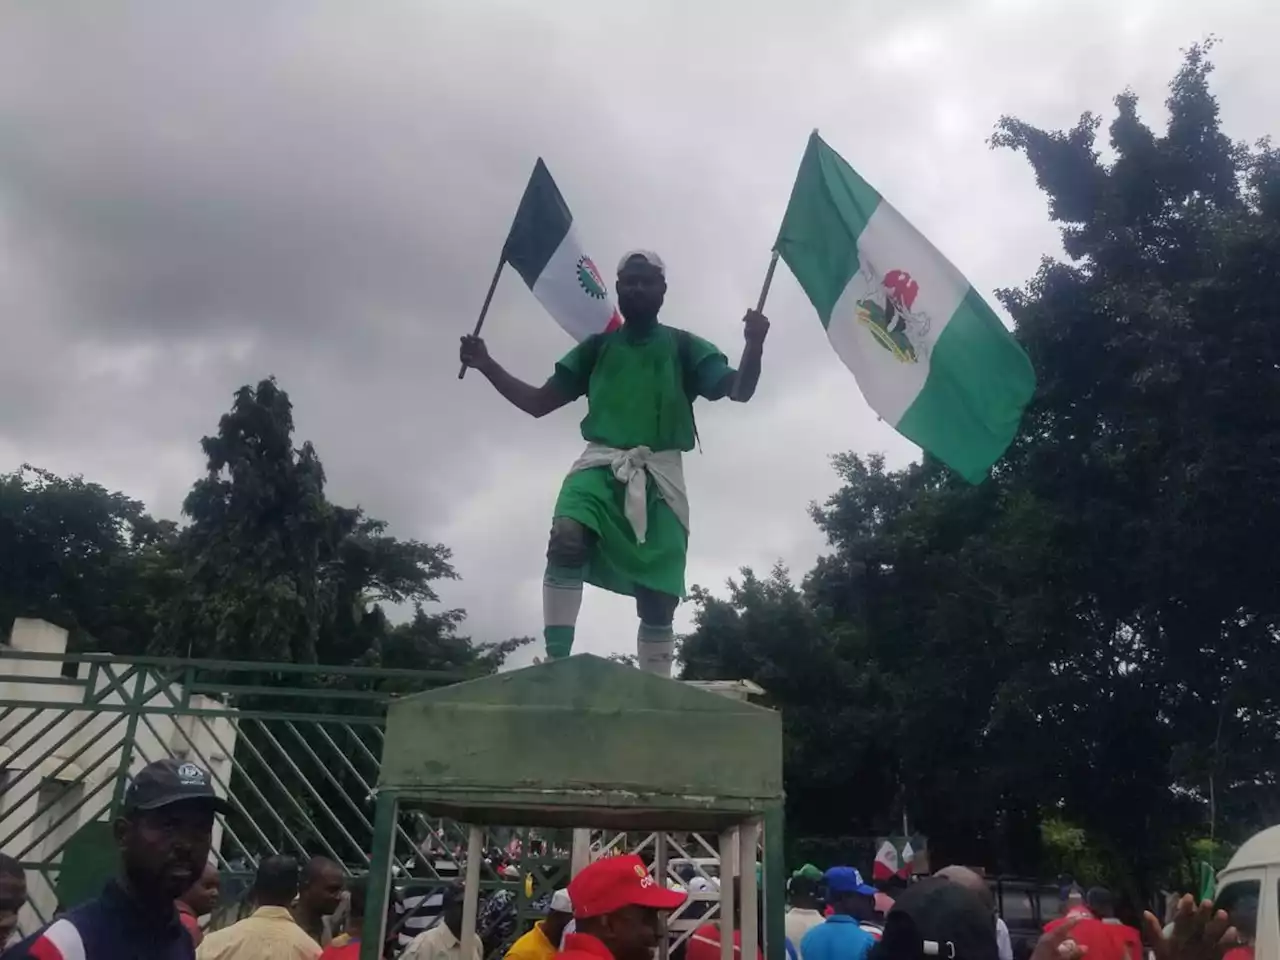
[{"xmin": 0, "ymin": 646, "xmax": 480, "ymax": 939}]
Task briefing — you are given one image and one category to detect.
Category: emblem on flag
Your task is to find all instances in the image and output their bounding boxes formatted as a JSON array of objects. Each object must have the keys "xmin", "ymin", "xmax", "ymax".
[
  {"xmin": 576, "ymin": 255, "xmax": 608, "ymax": 300},
  {"xmin": 854, "ymin": 265, "xmax": 931, "ymax": 364}
]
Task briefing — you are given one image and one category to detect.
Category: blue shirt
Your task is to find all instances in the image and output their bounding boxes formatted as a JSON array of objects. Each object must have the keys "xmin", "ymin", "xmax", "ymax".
[
  {"xmin": 799, "ymin": 916, "xmax": 875, "ymax": 960},
  {"xmin": 2, "ymin": 881, "xmax": 194, "ymax": 960}
]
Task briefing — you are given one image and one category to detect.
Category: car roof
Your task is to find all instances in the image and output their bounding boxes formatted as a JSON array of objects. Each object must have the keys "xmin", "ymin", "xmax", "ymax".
[{"xmin": 1224, "ymin": 825, "xmax": 1280, "ymax": 872}]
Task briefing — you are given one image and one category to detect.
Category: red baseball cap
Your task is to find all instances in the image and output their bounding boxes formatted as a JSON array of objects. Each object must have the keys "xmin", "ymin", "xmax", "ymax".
[{"xmin": 569, "ymin": 854, "xmax": 687, "ymax": 919}]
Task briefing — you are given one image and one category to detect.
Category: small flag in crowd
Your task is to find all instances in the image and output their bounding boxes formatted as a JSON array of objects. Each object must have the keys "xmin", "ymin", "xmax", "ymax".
[
  {"xmin": 773, "ymin": 132, "xmax": 1036, "ymax": 483},
  {"xmin": 502, "ymin": 159, "xmax": 622, "ymax": 343},
  {"xmin": 898, "ymin": 840, "xmax": 914, "ymax": 879},
  {"xmin": 873, "ymin": 840, "xmax": 900, "ymax": 882}
]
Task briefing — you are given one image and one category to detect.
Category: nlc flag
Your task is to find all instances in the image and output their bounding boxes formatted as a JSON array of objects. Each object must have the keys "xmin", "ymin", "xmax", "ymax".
[
  {"xmin": 774, "ymin": 133, "xmax": 1035, "ymax": 483},
  {"xmin": 502, "ymin": 159, "xmax": 621, "ymax": 342}
]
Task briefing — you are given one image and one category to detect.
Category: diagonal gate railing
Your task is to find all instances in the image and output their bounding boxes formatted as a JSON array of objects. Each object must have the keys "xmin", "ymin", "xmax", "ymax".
[{"xmin": 0, "ymin": 635, "xmax": 555, "ymax": 953}]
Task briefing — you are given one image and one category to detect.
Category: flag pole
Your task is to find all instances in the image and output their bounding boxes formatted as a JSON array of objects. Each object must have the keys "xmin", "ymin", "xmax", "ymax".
[
  {"xmin": 457, "ymin": 257, "xmax": 506, "ymax": 380},
  {"xmin": 753, "ymin": 127, "xmax": 815, "ymax": 315},
  {"xmin": 755, "ymin": 250, "xmax": 780, "ymax": 313}
]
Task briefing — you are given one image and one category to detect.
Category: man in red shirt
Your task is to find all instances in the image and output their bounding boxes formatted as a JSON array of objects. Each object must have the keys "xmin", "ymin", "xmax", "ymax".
[
  {"xmin": 1044, "ymin": 888, "xmax": 1142, "ymax": 960},
  {"xmin": 559, "ymin": 855, "xmax": 686, "ymax": 960},
  {"xmin": 1087, "ymin": 889, "xmax": 1144, "ymax": 960},
  {"xmin": 686, "ymin": 880, "xmax": 763, "ymax": 960}
]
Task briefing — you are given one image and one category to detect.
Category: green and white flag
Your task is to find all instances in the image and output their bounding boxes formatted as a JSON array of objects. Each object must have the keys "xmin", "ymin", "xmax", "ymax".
[
  {"xmin": 774, "ymin": 132, "xmax": 1035, "ymax": 483},
  {"xmin": 503, "ymin": 158, "xmax": 621, "ymax": 343}
]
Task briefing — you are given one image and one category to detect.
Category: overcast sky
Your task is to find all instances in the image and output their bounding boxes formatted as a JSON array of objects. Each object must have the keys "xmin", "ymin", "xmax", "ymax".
[{"xmin": 0, "ymin": 1, "xmax": 1273, "ymax": 666}]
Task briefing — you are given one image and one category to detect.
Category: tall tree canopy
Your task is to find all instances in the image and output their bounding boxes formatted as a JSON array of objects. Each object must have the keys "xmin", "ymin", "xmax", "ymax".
[
  {"xmin": 683, "ymin": 44, "xmax": 1280, "ymax": 892},
  {"xmin": 0, "ymin": 465, "xmax": 175, "ymax": 654},
  {"xmin": 2, "ymin": 378, "xmax": 526, "ymax": 673}
]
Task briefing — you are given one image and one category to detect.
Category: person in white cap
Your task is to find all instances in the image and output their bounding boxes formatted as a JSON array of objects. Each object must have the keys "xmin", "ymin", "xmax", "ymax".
[
  {"xmin": 504, "ymin": 890, "xmax": 574, "ymax": 960},
  {"xmin": 460, "ymin": 249, "xmax": 770, "ymax": 677}
]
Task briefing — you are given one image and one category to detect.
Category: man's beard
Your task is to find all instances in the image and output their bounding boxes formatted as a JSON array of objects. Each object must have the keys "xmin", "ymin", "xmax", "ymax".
[{"xmin": 620, "ymin": 300, "xmax": 659, "ymax": 325}]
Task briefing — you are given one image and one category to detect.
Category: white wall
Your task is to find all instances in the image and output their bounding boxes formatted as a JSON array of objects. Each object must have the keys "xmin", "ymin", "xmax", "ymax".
[{"xmin": 0, "ymin": 618, "xmax": 238, "ymax": 934}]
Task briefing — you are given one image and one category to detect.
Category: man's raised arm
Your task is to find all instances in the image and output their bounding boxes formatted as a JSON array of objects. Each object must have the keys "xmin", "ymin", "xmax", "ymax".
[
  {"xmin": 459, "ymin": 335, "xmax": 573, "ymax": 418},
  {"xmin": 711, "ymin": 308, "xmax": 770, "ymax": 402}
]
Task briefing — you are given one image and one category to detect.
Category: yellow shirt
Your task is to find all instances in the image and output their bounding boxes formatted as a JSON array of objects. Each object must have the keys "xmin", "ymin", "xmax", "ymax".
[
  {"xmin": 504, "ymin": 923, "xmax": 557, "ymax": 960},
  {"xmin": 196, "ymin": 906, "xmax": 322, "ymax": 960}
]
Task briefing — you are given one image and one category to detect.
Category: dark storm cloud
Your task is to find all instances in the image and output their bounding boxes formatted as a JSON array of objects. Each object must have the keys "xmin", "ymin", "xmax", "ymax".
[{"xmin": 0, "ymin": 0, "xmax": 1271, "ymax": 657}]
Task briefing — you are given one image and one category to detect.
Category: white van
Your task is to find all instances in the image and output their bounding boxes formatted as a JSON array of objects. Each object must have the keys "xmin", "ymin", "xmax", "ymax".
[{"xmin": 1216, "ymin": 825, "xmax": 1277, "ymax": 958}]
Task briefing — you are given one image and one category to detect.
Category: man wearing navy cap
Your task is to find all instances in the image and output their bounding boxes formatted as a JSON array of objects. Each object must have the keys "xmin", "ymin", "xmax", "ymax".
[
  {"xmin": 800, "ymin": 868, "xmax": 878, "ymax": 960},
  {"xmin": 4, "ymin": 758, "xmax": 229, "ymax": 960},
  {"xmin": 460, "ymin": 250, "xmax": 770, "ymax": 677}
]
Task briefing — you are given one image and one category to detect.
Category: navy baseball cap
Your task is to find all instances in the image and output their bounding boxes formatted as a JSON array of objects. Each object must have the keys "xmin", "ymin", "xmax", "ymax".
[
  {"xmin": 825, "ymin": 866, "xmax": 876, "ymax": 897},
  {"xmin": 123, "ymin": 758, "xmax": 231, "ymax": 814}
]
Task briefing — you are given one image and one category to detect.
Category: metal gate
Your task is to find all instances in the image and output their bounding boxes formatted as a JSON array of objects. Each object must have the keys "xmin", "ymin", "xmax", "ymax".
[
  {"xmin": 0, "ymin": 619, "xmax": 531, "ymax": 948},
  {"xmin": 1, "ymin": 620, "xmax": 768, "ymax": 956}
]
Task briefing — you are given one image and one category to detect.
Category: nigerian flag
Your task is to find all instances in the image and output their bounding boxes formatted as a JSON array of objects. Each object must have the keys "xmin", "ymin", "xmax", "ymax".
[{"xmin": 775, "ymin": 132, "xmax": 1035, "ymax": 483}]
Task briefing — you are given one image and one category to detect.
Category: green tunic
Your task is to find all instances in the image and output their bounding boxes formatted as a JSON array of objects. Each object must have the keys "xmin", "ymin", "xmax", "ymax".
[{"xmin": 550, "ymin": 323, "xmax": 733, "ymax": 599}]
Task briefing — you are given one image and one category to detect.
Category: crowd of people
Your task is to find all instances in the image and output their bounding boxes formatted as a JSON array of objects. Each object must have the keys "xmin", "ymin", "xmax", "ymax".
[
  {"xmin": 0, "ymin": 759, "xmax": 1252, "ymax": 960},
  {"xmin": 0, "ymin": 758, "xmax": 556, "ymax": 960}
]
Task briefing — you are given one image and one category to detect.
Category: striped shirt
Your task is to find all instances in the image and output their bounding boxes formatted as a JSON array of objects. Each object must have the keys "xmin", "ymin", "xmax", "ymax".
[{"xmin": 396, "ymin": 891, "xmax": 445, "ymax": 950}]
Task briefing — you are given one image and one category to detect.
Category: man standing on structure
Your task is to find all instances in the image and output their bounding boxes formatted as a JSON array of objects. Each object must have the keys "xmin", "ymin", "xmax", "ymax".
[{"xmin": 460, "ymin": 251, "xmax": 769, "ymax": 677}]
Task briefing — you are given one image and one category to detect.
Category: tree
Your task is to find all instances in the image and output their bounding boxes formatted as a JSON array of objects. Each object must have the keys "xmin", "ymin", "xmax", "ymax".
[
  {"xmin": 683, "ymin": 44, "xmax": 1280, "ymax": 894},
  {"xmin": 989, "ymin": 39, "xmax": 1280, "ymax": 884},
  {"xmin": 0, "ymin": 464, "xmax": 176, "ymax": 653},
  {"xmin": 152, "ymin": 378, "xmax": 489, "ymax": 666},
  {"xmin": 3, "ymin": 378, "xmax": 525, "ymax": 675},
  {"xmin": 154, "ymin": 378, "xmax": 338, "ymax": 662},
  {"xmin": 682, "ymin": 563, "xmax": 902, "ymax": 843},
  {"xmin": 378, "ymin": 605, "xmax": 532, "ymax": 676}
]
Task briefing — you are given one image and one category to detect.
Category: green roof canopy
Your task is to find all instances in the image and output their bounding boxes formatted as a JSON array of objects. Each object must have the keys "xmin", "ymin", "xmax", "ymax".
[{"xmin": 378, "ymin": 655, "xmax": 783, "ymax": 830}]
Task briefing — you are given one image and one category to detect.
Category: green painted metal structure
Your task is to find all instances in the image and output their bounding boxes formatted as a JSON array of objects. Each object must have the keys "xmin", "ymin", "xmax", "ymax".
[{"xmin": 364, "ymin": 655, "xmax": 787, "ymax": 960}]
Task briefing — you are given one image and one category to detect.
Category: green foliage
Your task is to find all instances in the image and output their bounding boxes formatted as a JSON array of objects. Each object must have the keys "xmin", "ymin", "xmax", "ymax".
[
  {"xmin": 1039, "ymin": 816, "xmax": 1125, "ymax": 892},
  {"xmin": 2, "ymin": 379, "xmax": 526, "ymax": 674},
  {"xmin": 1186, "ymin": 837, "xmax": 1236, "ymax": 874},
  {"xmin": 989, "ymin": 39, "xmax": 1280, "ymax": 870},
  {"xmin": 682, "ymin": 563, "xmax": 902, "ymax": 843},
  {"xmin": 0, "ymin": 464, "xmax": 176, "ymax": 653},
  {"xmin": 682, "ymin": 44, "xmax": 1280, "ymax": 893}
]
